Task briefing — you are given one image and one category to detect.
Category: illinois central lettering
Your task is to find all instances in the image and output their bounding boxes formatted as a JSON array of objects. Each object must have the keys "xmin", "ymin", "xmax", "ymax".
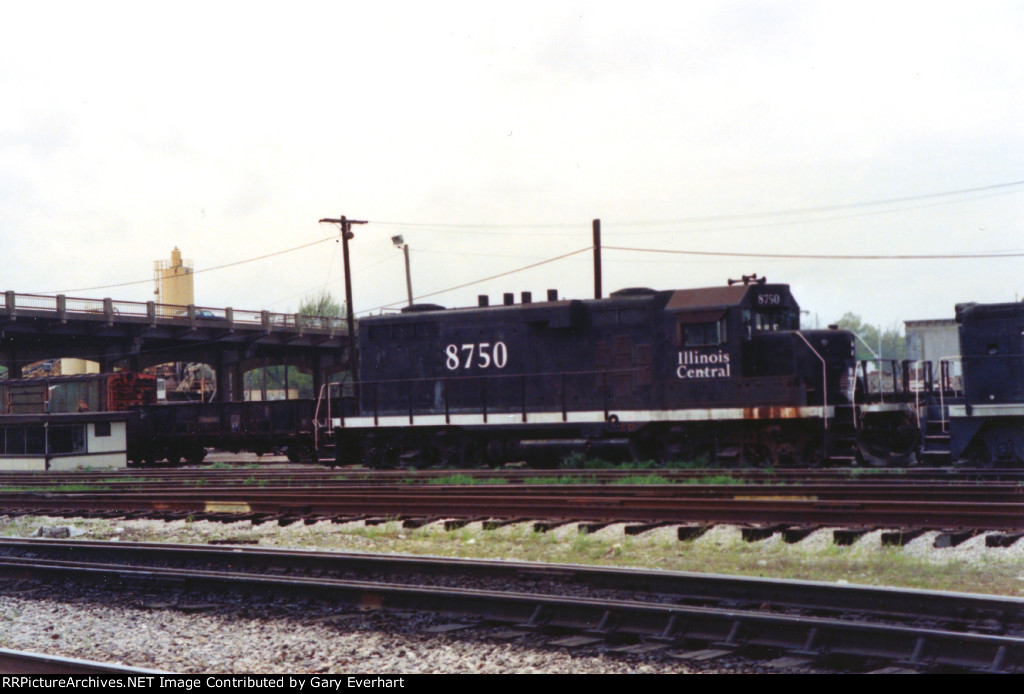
[{"xmin": 676, "ymin": 350, "xmax": 731, "ymax": 379}]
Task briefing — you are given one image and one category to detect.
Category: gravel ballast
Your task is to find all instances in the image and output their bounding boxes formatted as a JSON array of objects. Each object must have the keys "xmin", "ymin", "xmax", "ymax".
[{"xmin": 3, "ymin": 512, "xmax": 1023, "ymax": 673}]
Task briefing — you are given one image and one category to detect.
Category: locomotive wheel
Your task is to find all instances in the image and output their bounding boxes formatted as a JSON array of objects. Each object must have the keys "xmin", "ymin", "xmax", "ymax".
[
  {"xmin": 857, "ymin": 412, "xmax": 921, "ymax": 467},
  {"xmin": 485, "ymin": 439, "xmax": 508, "ymax": 467},
  {"xmin": 856, "ymin": 436, "xmax": 916, "ymax": 467},
  {"xmin": 742, "ymin": 444, "xmax": 773, "ymax": 468},
  {"xmin": 691, "ymin": 444, "xmax": 717, "ymax": 467},
  {"xmin": 855, "ymin": 440, "xmax": 890, "ymax": 467},
  {"xmin": 441, "ymin": 438, "xmax": 480, "ymax": 468},
  {"xmin": 459, "ymin": 438, "xmax": 482, "ymax": 467},
  {"xmin": 374, "ymin": 443, "xmax": 400, "ymax": 469},
  {"xmin": 286, "ymin": 445, "xmax": 315, "ymax": 464},
  {"xmin": 801, "ymin": 440, "xmax": 824, "ymax": 468},
  {"xmin": 417, "ymin": 444, "xmax": 442, "ymax": 468},
  {"xmin": 1011, "ymin": 428, "xmax": 1024, "ymax": 464},
  {"xmin": 657, "ymin": 435, "xmax": 690, "ymax": 466},
  {"xmin": 964, "ymin": 441, "xmax": 994, "ymax": 468},
  {"xmin": 628, "ymin": 433, "xmax": 659, "ymax": 464}
]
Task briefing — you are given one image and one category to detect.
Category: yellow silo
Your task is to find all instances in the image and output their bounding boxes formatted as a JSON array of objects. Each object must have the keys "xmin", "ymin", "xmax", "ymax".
[{"xmin": 154, "ymin": 247, "xmax": 195, "ymax": 316}]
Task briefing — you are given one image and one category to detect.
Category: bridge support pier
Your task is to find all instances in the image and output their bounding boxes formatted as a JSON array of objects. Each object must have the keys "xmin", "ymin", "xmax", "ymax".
[
  {"xmin": 215, "ymin": 350, "xmax": 244, "ymax": 403},
  {"xmin": 2, "ymin": 354, "xmax": 20, "ymax": 379}
]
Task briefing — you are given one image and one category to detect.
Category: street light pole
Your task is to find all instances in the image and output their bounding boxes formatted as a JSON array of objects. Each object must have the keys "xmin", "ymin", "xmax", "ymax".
[
  {"xmin": 391, "ymin": 235, "xmax": 413, "ymax": 307},
  {"xmin": 318, "ymin": 215, "xmax": 367, "ymax": 390}
]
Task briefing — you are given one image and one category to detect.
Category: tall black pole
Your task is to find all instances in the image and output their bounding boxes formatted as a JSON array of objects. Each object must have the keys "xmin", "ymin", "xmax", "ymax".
[
  {"xmin": 318, "ymin": 215, "xmax": 367, "ymax": 392},
  {"xmin": 402, "ymin": 244, "xmax": 413, "ymax": 307},
  {"xmin": 340, "ymin": 216, "xmax": 355, "ymax": 346},
  {"xmin": 593, "ymin": 218, "xmax": 602, "ymax": 299}
]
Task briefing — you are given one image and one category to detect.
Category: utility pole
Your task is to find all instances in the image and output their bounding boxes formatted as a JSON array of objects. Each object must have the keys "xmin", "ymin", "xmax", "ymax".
[
  {"xmin": 318, "ymin": 215, "xmax": 368, "ymax": 390},
  {"xmin": 592, "ymin": 218, "xmax": 602, "ymax": 299}
]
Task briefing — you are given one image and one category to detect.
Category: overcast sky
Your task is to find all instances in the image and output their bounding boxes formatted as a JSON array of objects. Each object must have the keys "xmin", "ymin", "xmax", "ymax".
[{"xmin": 2, "ymin": 2, "xmax": 1023, "ymax": 331}]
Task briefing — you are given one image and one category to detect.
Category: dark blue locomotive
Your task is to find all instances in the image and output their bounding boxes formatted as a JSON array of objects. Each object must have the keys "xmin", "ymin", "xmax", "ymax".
[
  {"xmin": 845, "ymin": 298, "xmax": 1024, "ymax": 468},
  {"xmin": 330, "ymin": 276, "xmax": 861, "ymax": 467},
  {"xmin": 945, "ymin": 300, "xmax": 1024, "ymax": 465}
]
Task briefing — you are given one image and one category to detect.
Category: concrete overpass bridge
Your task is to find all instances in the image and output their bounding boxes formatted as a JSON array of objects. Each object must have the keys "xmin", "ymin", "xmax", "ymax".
[{"xmin": 0, "ymin": 291, "xmax": 350, "ymax": 401}]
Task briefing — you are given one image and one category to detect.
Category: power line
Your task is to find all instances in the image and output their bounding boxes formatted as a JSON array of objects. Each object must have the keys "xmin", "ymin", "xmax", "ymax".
[
  {"xmin": 26, "ymin": 176, "xmax": 1024, "ymax": 297},
  {"xmin": 614, "ymin": 187, "xmax": 1024, "ymax": 235},
  {"xmin": 371, "ymin": 179, "xmax": 1024, "ymax": 233},
  {"xmin": 35, "ymin": 237, "xmax": 336, "ymax": 295},
  {"xmin": 358, "ymin": 246, "xmax": 593, "ymax": 315},
  {"xmin": 603, "ymin": 245, "xmax": 1024, "ymax": 260},
  {"xmin": 610, "ymin": 179, "xmax": 1024, "ymax": 226}
]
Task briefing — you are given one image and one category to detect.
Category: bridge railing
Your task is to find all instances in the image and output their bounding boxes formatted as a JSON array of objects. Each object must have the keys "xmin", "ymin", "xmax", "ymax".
[
  {"xmin": 2, "ymin": 291, "xmax": 347, "ymax": 334},
  {"xmin": 64, "ymin": 297, "xmax": 110, "ymax": 314},
  {"xmin": 10, "ymin": 293, "xmax": 57, "ymax": 311}
]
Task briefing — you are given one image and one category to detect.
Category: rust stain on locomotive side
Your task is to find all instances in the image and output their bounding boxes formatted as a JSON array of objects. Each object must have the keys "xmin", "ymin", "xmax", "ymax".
[{"xmin": 743, "ymin": 406, "xmax": 801, "ymax": 419}]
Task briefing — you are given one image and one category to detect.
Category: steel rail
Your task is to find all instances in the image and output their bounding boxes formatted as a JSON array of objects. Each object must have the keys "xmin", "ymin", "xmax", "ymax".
[
  {"xmin": 7, "ymin": 467, "xmax": 1024, "ymax": 486},
  {"xmin": 7, "ymin": 481, "xmax": 1024, "ymax": 502},
  {"xmin": 0, "ymin": 647, "xmax": 165, "ymax": 675}
]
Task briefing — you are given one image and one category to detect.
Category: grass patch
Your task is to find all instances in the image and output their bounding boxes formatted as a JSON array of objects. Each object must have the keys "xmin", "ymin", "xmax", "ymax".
[
  {"xmin": 558, "ymin": 452, "xmax": 721, "ymax": 470},
  {"xmin": 611, "ymin": 474, "xmax": 673, "ymax": 485},
  {"xmin": 559, "ymin": 454, "xmax": 616, "ymax": 470},
  {"xmin": 0, "ymin": 484, "xmax": 108, "ymax": 492},
  {"xmin": 522, "ymin": 475, "xmax": 599, "ymax": 485},
  {"xmin": 686, "ymin": 474, "xmax": 747, "ymax": 486},
  {"xmin": 560, "ymin": 456, "xmax": 677, "ymax": 471},
  {"xmin": 848, "ymin": 467, "xmax": 907, "ymax": 477},
  {"xmin": 426, "ymin": 474, "xmax": 509, "ymax": 485}
]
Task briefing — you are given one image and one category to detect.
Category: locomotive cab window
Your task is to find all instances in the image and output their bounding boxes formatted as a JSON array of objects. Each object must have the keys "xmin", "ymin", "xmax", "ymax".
[{"xmin": 754, "ymin": 309, "xmax": 796, "ymax": 332}]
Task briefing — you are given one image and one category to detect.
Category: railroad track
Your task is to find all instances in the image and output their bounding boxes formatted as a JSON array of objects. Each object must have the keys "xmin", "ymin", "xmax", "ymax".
[
  {"xmin": 0, "ymin": 647, "xmax": 164, "ymax": 674},
  {"xmin": 8, "ymin": 465, "xmax": 1024, "ymax": 488},
  {"xmin": 1, "ymin": 539, "xmax": 1022, "ymax": 672},
  {"xmin": 6, "ymin": 466, "xmax": 1024, "ymax": 540},
  {"xmin": 3, "ymin": 483, "xmax": 1024, "ymax": 532}
]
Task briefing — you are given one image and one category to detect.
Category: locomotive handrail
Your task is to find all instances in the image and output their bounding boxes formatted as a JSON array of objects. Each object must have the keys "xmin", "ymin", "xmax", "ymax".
[
  {"xmin": 794, "ymin": 332, "xmax": 832, "ymax": 464},
  {"xmin": 908, "ymin": 360, "xmax": 925, "ymax": 429},
  {"xmin": 856, "ymin": 359, "xmax": 902, "ymax": 403},
  {"xmin": 324, "ymin": 366, "xmax": 641, "ymax": 429},
  {"xmin": 937, "ymin": 356, "xmax": 963, "ymax": 433},
  {"xmin": 794, "ymin": 332, "xmax": 828, "ymax": 431},
  {"xmin": 323, "ymin": 364, "xmax": 819, "ymax": 423},
  {"xmin": 328, "ymin": 366, "xmax": 637, "ymax": 388},
  {"xmin": 314, "ymin": 382, "xmax": 332, "ymax": 449}
]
